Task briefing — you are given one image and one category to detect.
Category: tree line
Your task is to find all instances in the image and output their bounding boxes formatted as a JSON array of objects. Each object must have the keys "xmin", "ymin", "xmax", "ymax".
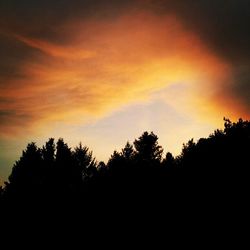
[{"xmin": 1, "ymin": 118, "xmax": 250, "ymax": 210}]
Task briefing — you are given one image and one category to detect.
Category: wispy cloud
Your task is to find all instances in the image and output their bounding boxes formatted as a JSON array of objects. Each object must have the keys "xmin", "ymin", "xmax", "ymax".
[
  {"xmin": 15, "ymin": 35, "xmax": 96, "ymax": 60},
  {"xmin": 0, "ymin": 11, "xmax": 238, "ymax": 138}
]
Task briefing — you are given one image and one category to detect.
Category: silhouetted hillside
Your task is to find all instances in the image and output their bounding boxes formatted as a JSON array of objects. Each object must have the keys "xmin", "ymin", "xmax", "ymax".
[{"xmin": 1, "ymin": 118, "xmax": 249, "ymax": 236}]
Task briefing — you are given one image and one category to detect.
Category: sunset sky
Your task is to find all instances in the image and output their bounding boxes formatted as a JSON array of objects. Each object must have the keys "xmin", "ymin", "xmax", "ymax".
[{"xmin": 0, "ymin": 0, "xmax": 250, "ymax": 184}]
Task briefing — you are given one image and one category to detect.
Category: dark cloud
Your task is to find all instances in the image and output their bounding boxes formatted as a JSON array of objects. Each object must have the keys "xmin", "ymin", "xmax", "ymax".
[
  {"xmin": 2, "ymin": 0, "xmax": 249, "ymax": 60},
  {"xmin": 1, "ymin": 0, "xmax": 249, "ymax": 60},
  {"xmin": 231, "ymin": 65, "xmax": 250, "ymax": 108},
  {"xmin": 147, "ymin": 0, "xmax": 250, "ymax": 108},
  {"xmin": 0, "ymin": 0, "xmax": 135, "ymax": 43},
  {"xmin": 0, "ymin": 33, "xmax": 38, "ymax": 83},
  {"xmin": 152, "ymin": 0, "xmax": 250, "ymax": 61}
]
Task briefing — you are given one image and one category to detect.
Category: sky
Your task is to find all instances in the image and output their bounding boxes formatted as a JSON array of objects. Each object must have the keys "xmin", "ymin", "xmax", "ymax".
[{"xmin": 0, "ymin": 0, "xmax": 250, "ymax": 184}]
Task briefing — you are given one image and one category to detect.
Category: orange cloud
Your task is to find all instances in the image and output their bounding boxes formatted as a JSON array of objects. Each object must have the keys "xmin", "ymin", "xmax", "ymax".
[
  {"xmin": 14, "ymin": 34, "xmax": 96, "ymax": 60},
  {"xmin": 0, "ymin": 11, "xmax": 241, "ymax": 138}
]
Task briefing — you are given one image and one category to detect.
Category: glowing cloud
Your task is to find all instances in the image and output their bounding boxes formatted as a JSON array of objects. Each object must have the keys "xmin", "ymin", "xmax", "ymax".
[{"xmin": 0, "ymin": 11, "xmax": 234, "ymax": 138}]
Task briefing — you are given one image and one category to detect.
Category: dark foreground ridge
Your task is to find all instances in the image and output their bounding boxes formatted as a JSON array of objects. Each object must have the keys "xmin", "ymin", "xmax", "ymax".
[{"xmin": 0, "ymin": 118, "xmax": 249, "ymax": 240}]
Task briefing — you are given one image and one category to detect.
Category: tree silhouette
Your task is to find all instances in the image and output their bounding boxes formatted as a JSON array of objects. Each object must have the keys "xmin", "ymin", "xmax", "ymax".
[
  {"xmin": 73, "ymin": 143, "xmax": 96, "ymax": 182},
  {"xmin": 134, "ymin": 131, "xmax": 163, "ymax": 164},
  {"xmin": 4, "ymin": 142, "xmax": 43, "ymax": 200},
  {"xmin": 42, "ymin": 138, "xmax": 55, "ymax": 172},
  {"xmin": 121, "ymin": 142, "xmax": 134, "ymax": 160},
  {"xmin": 1, "ymin": 118, "xmax": 250, "ymax": 221},
  {"xmin": 162, "ymin": 152, "xmax": 175, "ymax": 170},
  {"xmin": 41, "ymin": 138, "xmax": 55, "ymax": 192}
]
